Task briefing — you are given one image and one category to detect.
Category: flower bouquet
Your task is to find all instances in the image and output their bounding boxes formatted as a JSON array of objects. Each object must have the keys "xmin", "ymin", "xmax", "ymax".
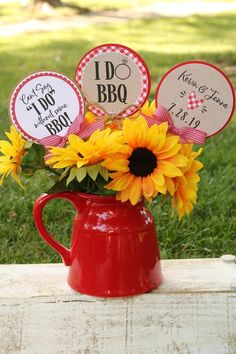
[
  {"xmin": 0, "ymin": 101, "xmax": 203, "ymax": 219},
  {"xmin": 0, "ymin": 44, "xmax": 234, "ymax": 296}
]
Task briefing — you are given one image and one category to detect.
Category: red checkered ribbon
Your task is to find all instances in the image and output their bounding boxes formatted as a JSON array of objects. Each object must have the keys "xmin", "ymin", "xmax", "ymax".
[
  {"xmin": 187, "ymin": 91, "xmax": 204, "ymax": 110},
  {"xmin": 142, "ymin": 106, "xmax": 207, "ymax": 145},
  {"xmin": 38, "ymin": 115, "xmax": 104, "ymax": 148}
]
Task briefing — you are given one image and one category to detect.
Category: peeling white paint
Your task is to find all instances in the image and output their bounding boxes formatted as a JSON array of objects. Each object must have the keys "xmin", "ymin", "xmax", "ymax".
[{"xmin": 0, "ymin": 259, "xmax": 235, "ymax": 354}]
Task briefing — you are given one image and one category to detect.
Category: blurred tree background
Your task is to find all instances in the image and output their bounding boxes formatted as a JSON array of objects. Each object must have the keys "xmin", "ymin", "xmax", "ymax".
[{"xmin": 0, "ymin": 0, "xmax": 236, "ymax": 263}]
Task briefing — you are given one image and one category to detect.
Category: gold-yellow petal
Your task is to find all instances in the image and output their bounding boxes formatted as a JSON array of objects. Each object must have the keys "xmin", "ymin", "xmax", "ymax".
[{"xmin": 158, "ymin": 161, "xmax": 182, "ymax": 177}]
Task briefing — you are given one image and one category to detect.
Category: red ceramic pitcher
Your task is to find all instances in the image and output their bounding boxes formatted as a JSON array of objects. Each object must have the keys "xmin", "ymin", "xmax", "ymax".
[{"xmin": 33, "ymin": 192, "xmax": 162, "ymax": 297}]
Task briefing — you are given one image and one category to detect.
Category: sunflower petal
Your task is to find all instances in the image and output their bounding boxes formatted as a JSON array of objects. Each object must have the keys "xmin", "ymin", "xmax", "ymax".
[
  {"xmin": 68, "ymin": 134, "xmax": 83, "ymax": 148},
  {"xmin": 192, "ymin": 160, "xmax": 203, "ymax": 172},
  {"xmin": 146, "ymin": 125, "xmax": 166, "ymax": 151},
  {"xmin": 157, "ymin": 122, "xmax": 168, "ymax": 135},
  {"xmin": 192, "ymin": 147, "xmax": 203, "ymax": 159},
  {"xmin": 105, "ymin": 173, "xmax": 134, "ymax": 191},
  {"xmin": 116, "ymin": 188, "xmax": 130, "ymax": 202},
  {"xmin": 129, "ymin": 177, "xmax": 142, "ymax": 205},
  {"xmin": 158, "ymin": 161, "xmax": 182, "ymax": 177},
  {"xmin": 142, "ymin": 175, "xmax": 155, "ymax": 198},
  {"xmin": 165, "ymin": 154, "xmax": 188, "ymax": 167},
  {"xmin": 154, "ymin": 182, "xmax": 167, "ymax": 194},
  {"xmin": 140, "ymin": 100, "xmax": 149, "ymax": 115},
  {"xmin": 165, "ymin": 177, "xmax": 175, "ymax": 195},
  {"xmin": 158, "ymin": 135, "xmax": 180, "ymax": 154},
  {"xmin": 0, "ymin": 141, "xmax": 16, "ymax": 156},
  {"xmin": 158, "ymin": 143, "xmax": 180, "ymax": 159},
  {"xmin": 149, "ymin": 100, "xmax": 156, "ymax": 116},
  {"xmin": 152, "ymin": 133, "xmax": 166, "ymax": 152},
  {"xmin": 123, "ymin": 117, "xmax": 148, "ymax": 148},
  {"xmin": 150, "ymin": 169, "xmax": 165, "ymax": 186},
  {"xmin": 52, "ymin": 160, "xmax": 78, "ymax": 169},
  {"xmin": 11, "ymin": 170, "xmax": 24, "ymax": 189},
  {"xmin": 102, "ymin": 158, "xmax": 129, "ymax": 172}
]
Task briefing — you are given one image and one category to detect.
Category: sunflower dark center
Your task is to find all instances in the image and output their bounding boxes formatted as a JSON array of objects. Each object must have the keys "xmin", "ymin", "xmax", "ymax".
[{"xmin": 128, "ymin": 147, "xmax": 157, "ymax": 177}]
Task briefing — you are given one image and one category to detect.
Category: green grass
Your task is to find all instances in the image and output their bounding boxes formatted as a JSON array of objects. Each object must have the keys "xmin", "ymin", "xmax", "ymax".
[
  {"xmin": 65, "ymin": 0, "xmax": 157, "ymax": 11},
  {"xmin": 0, "ymin": 0, "xmax": 160, "ymax": 25},
  {"xmin": 64, "ymin": 0, "xmax": 236, "ymax": 11},
  {"xmin": 1, "ymin": 0, "xmax": 236, "ymax": 25},
  {"xmin": 0, "ymin": 11, "xmax": 236, "ymax": 263}
]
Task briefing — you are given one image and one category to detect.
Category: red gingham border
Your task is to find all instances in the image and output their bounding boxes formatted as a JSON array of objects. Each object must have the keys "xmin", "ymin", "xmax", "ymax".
[
  {"xmin": 155, "ymin": 60, "xmax": 236, "ymax": 139},
  {"xmin": 9, "ymin": 71, "xmax": 85, "ymax": 142},
  {"xmin": 74, "ymin": 43, "xmax": 151, "ymax": 117}
]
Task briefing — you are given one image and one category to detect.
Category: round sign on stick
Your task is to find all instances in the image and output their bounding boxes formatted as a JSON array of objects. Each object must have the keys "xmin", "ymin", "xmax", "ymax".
[
  {"xmin": 156, "ymin": 61, "xmax": 235, "ymax": 138},
  {"xmin": 9, "ymin": 71, "xmax": 84, "ymax": 142},
  {"xmin": 75, "ymin": 43, "xmax": 151, "ymax": 117}
]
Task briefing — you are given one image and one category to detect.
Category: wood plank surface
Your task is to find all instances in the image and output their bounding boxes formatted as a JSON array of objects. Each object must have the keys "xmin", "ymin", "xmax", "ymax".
[{"xmin": 0, "ymin": 258, "xmax": 235, "ymax": 354}]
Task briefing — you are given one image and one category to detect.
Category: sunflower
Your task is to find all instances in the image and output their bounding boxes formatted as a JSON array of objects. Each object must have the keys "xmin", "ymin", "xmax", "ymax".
[
  {"xmin": 170, "ymin": 144, "xmax": 203, "ymax": 219},
  {"xmin": 0, "ymin": 126, "xmax": 26, "ymax": 188},
  {"xmin": 102, "ymin": 116, "xmax": 188, "ymax": 205},
  {"xmin": 46, "ymin": 128, "xmax": 124, "ymax": 183}
]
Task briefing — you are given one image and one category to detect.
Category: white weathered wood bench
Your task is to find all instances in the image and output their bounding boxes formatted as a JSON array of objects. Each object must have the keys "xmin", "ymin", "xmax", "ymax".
[{"xmin": 0, "ymin": 258, "xmax": 235, "ymax": 354}]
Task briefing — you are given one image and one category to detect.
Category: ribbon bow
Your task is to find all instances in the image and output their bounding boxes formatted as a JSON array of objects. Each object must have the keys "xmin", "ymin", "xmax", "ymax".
[
  {"xmin": 38, "ymin": 114, "xmax": 104, "ymax": 148},
  {"xmin": 142, "ymin": 106, "xmax": 207, "ymax": 145}
]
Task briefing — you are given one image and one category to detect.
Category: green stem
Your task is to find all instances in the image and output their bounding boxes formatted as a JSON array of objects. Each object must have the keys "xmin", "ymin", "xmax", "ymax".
[{"xmin": 45, "ymin": 166, "xmax": 61, "ymax": 176}]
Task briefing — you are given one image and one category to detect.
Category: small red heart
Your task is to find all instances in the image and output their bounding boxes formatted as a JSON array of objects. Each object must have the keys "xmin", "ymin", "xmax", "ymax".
[{"xmin": 187, "ymin": 91, "xmax": 204, "ymax": 110}]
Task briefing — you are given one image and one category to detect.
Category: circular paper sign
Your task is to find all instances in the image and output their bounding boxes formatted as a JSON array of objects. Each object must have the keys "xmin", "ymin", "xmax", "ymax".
[
  {"xmin": 75, "ymin": 43, "xmax": 151, "ymax": 117},
  {"xmin": 10, "ymin": 71, "xmax": 84, "ymax": 142},
  {"xmin": 156, "ymin": 61, "xmax": 235, "ymax": 137}
]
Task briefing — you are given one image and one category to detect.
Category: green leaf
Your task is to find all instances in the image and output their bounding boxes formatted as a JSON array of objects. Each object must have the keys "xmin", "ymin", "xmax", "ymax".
[
  {"xmin": 86, "ymin": 165, "xmax": 99, "ymax": 181},
  {"xmin": 99, "ymin": 165, "xmax": 109, "ymax": 181},
  {"xmin": 22, "ymin": 143, "xmax": 46, "ymax": 170},
  {"xmin": 94, "ymin": 174, "xmax": 116, "ymax": 196},
  {"xmin": 21, "ymin": 165, "xmax": 36, "ymax": 177},
  {"xmin": 76, "ymin": 167, "xmax": 87, "ymax": 182},
  {"xmin": 59, "ymin": 167, "xmax": 70, "ymax": 181},
  {"xmin": 66, "ymin": 167, "xmax": 77, "ymax": 186},
  {"xmin": 98, "ymin": 187, "xmax": 116, "ymax": 196},
  {"xmin": 25, "ymin": 141, "xmax": 33, "ymax": 149},
  {"xmin": 47, "ymin": 177, "xmax": 68, "ymax": 194}
]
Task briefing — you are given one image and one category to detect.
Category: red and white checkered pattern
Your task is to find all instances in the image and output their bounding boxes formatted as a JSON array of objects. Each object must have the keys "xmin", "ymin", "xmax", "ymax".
[
  {"xmin": 39, "ymin": 115, "xmax": 104, "ymax": 148},
  {"xmin": 75, "ymin": 45, "xmax": 150, "ymax": 117},
  {"xmin": 187, "ymin": 91, "xmax": 204, "ymax": 110}
]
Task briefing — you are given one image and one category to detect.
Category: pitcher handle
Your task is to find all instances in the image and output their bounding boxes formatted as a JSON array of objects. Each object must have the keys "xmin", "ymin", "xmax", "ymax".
[{"xmin": 33, "ymin": 192, "xmax": 82, "ymax": 266}]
